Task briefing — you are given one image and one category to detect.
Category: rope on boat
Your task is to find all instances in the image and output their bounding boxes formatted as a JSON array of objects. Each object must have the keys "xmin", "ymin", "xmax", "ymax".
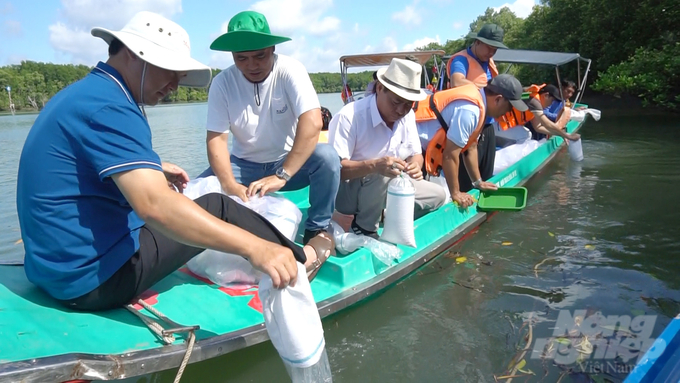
[
  {"xmin": 125, "ymin": 299, "xmax": 199, "ymax": 383},
  {"xmin": 125, "ymin": 302, "xmax": 175, "ymax": 343}
]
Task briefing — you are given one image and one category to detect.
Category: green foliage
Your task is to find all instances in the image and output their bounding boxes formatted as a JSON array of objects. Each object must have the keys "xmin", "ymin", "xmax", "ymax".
[
  {"xmin": 468, "ymin": 7, "xmax": 526, "ymax": 49},
  {"xmin": 0, "ymin": 61, "xmax": 217, "ymax": 112},
  {"xmin": 593, "ymin": 43, "xmax": 680, "ymax": 111},
  {"xmin": 0, "ymin": 61, "xmax": 91, "ymax": 111},
  {"xmin": 2, "ymin": 0, "xmax": 678, "ymax": 111},
  {"xmin": 512, "ymin": 0, "xmax": 678, "ymax": 110},
  {"xmin": 309, "ymin": 71, "xmax": 374, "ymax": 93}
]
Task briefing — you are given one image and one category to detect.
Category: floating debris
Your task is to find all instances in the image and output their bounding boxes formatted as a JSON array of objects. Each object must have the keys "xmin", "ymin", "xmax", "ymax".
[
  {"xmin": 548, "ymin": 232, "xmax": 555, "ymax": 237},
  {"xmin": 585, "ymin": 244, "xmax": 596, "ymax": 250},
  {"xmin": 14, "ymin": 238, "xmax": 22, "ymax": 245},
  {"xmin": 502, "ymin": 241, "xmax": 513, "ymax": 246},
  {"xmin": 533, "ymin": 257, "xmax": 559, "ymax": 278},
  {"xmin": 498, "ymin": 316, "xmax": 534, "ymax": 383}
]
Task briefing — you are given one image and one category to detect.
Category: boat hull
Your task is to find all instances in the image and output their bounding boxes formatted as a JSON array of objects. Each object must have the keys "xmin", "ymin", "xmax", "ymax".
[{"xmin": 0, "ymin": 116, "xmax": 588, "ymax": 382}]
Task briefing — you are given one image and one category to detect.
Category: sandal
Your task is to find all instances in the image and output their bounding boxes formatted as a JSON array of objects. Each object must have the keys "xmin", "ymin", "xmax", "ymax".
[{"xmin": 305, "ymin": 231, "xmax": 335, "ymax": 281}]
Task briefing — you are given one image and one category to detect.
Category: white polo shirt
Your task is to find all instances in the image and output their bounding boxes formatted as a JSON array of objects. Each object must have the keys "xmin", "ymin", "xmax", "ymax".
[
  {"xmin": 328, "ymin": 94, "xmax": 422, "ymax": 162},
  {"xmin": 206, "ymin": 54, "xmax": 320, "ymax": 163}
]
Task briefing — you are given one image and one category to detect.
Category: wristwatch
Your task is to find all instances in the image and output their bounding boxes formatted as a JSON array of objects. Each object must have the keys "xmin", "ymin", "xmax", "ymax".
[
  {"xmin": 472, "ymin": 179, "xmax": 482, "ymax": 189},
  {"xmin": 276, "ymin": 167, "xmax": 291, "ymax": 181}
]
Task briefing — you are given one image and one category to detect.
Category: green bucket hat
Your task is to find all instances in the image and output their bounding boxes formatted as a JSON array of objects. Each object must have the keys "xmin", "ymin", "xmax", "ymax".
[
  {"xmin": 210, "ymin": 11, "xmax": 291, "ymax": 52},
  {"xmin": 468, "ymin": 23, "xmax": 508, "ymax": 49}
]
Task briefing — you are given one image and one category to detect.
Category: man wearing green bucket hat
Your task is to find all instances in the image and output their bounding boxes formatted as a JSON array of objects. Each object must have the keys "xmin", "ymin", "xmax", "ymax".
[{"xmin": 200, "ymin": 11, "xmax": 340, "ymax": 274}]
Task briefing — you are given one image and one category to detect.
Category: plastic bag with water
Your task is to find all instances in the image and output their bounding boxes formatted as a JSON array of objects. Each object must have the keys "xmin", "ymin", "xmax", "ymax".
[
  {"xmin": 380, "ymin": 175, "xmax": 416, "ymax": 247},
  {"xmin": 335, "ymin": 232, "xmax": 402, "ymax": 266},
  {"xmin": 260, "ymin": 263, "xmax": 333, "ymax": 383},
  {"xmin": 285, "ymin": 348, "xmax": 333, "ymax": 383}
]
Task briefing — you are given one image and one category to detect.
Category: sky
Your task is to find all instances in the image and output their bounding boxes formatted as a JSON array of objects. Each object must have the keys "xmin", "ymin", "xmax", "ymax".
[{"xmin": 0, "ymin": 0, "xmax": 537, "ymax": 73}]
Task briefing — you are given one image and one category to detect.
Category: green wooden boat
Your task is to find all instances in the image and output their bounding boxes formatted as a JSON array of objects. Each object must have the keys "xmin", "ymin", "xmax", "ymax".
[{"xmin": 0, "ymin": 50, "xmax": 593, "ymax": 382}]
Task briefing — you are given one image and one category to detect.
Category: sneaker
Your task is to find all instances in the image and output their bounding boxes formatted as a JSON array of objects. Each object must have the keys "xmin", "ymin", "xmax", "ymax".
[{"xmin": 350, "ymin": 218, "xmax": 379, "ymax": 240}]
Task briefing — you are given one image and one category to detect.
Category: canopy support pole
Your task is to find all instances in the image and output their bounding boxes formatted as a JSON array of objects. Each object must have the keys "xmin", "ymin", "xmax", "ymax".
[
  {"xmin": 555, "ymin": 66, "xmax": 563, "ymax": 101},
  {"xmin": 576, "ymin": 59, "xmax": 592, "ymax": 103}
]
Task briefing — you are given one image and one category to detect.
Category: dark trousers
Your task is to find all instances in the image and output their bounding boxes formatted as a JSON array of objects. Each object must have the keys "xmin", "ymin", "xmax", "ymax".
[
  {"xmin": 458, "ymin": 123, "xmax": 496, "ymax": 192},
  {"xmin": 60, "ymin": 193, "xmax": 307, "ymax": 311}
]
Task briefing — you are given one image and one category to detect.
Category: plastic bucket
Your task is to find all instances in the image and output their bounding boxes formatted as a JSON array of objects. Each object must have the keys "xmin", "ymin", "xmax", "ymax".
[{"xmin": 568, "ymin": 138, "xmax": 584, "ymax": 161}]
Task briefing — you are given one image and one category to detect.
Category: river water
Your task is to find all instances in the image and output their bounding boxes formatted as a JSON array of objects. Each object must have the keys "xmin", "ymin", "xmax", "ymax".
[{"xmin": 1, "ymin": 94, "xmax": 679, "ymax": 382}]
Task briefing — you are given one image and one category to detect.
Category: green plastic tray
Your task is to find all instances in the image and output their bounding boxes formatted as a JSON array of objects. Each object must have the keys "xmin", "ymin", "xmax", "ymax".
[{"xmin": 477, "ymin": 187, "xmax": 528, "ymax": 211}]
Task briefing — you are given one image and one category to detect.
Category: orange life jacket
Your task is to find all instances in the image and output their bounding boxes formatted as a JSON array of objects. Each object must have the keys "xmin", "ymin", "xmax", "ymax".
[
  {"xmin": 497, "ymin": 84, "xmax": 545, "ymax": 131},
  {"xmin": 446, "ymin": 49, "xmax": 499, "ymax": 89},
  {"xmin": 414, "ymin": 83, "xmax": 486, "ymax": 176}
]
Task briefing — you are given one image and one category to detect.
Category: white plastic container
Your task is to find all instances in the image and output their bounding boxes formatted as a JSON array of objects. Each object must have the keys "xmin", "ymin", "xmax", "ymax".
[{"xmin": 568, "ymin": 138, "xmax": 584, "ymax": 161}]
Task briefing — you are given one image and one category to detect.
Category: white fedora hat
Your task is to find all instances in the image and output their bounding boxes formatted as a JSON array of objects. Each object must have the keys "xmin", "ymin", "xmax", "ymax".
[
  {"xmin": 376, "ymin": 58, "xmax": 427, "ymax": 102},
  {"xmin": 91, "ymin": 11, "xmax": 211, "ymax": 88}
]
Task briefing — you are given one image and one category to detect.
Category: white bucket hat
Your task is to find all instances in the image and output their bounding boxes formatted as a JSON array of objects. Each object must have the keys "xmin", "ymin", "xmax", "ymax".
[
  {"xmin": 376, "ymin": 58, "xmax": 427, "ymax": 102},
  {"xmin": 91, "ymin": 11, "xmax": 211, "ymax": 88}
]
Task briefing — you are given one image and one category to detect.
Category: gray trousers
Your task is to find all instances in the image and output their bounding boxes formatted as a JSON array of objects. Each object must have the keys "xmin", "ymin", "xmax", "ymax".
[{"xmin": 335, "ymin": 174, "xmax": 448, "ymax": 232}]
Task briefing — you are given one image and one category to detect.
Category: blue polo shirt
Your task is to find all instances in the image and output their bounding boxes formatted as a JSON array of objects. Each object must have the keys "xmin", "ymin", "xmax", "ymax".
[
  {"xmin": 448, "ymin": 47, "xmax": 493, "ymax": 82},
  {"xmin": 16, "ymin": 62, "xmax": 162, "ymax": 300},
  {"xmin": 449, "ymin": 48, "xmax": 494, "ymax": 125},
  {"xmin": 544, "ymin": 99, "xmax": 565, "ymax": 122}
]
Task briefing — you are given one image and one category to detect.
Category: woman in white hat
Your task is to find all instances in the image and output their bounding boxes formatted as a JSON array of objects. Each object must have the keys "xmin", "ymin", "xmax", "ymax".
[{"xmin": 17, "ymin": 11, "xmax": 318, "ymax": 311}]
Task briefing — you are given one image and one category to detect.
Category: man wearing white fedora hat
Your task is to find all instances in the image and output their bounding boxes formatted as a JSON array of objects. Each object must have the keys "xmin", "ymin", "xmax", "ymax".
[
  {"xmin": 16, "ymin": 11, "xmax": 317, "ymax": 311},
  {"xmin": 328, "ymin": 58, "xmax": 447, "ymax": 238}
]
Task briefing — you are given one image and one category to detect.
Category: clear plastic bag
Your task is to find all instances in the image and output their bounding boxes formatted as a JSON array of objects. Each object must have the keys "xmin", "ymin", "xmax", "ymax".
[
  {"xmin": 184, "ymin": 178, "xmax": 303, "ymax": 286},
  {"xmin": 328, "ymin": 220, "xmax": 346, "ymax": 242},
  {"xmin": 365, "ymin": 237, "xmax": 402, "ymax": 265},
  {"xmin": 186, "ymin": 249, "xmax": 262, "ymax": 286},
  {"xmin": 239, "ymin": 195, "xmax": 302, "ymax": 241},
  {"xmin": 183, "ymin": 175, "xmax": 224, "ymax": 200},
  {"xmin": 335, "ymin": 232, "xmax": 402, "ymax": 266},
  {"xmin": 335, "ymin": 233, "xmax": 367, "ymax": 254}
]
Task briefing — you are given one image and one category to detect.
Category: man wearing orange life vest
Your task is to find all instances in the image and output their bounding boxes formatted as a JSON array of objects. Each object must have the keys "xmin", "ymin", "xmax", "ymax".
[
  {"xmin": 499, "ymin": 84, "xmax": 580, "ymax": 142},
  {"xmin": 448, "ymin": 23, "xmax": 507, "ymax": 192},
  {"xmin": 415, "ymin": 74, "xmax": 528, "ymax": 208}
]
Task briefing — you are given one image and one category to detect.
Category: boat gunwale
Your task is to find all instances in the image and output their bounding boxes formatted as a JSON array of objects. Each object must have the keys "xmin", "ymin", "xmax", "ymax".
[
  {"xmin": 0, "ymin": 215, "xmax": 487, "ymax": 382},
  {"xmin": 0, "ymin": 117, "xmax": 588, "ymax": 382}
]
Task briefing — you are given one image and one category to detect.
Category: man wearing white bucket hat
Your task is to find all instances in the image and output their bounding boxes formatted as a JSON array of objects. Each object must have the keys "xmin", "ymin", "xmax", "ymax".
[
  {"xmin": 16, "ymin": 11, "xmax": 318, "ymax": 311},
  {"xmin": 328, "ymin": 58, "xmax": 447, "ymax": 238}
]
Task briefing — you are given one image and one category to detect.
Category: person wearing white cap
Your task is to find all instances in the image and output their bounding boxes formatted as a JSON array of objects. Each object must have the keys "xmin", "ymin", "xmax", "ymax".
[
  {"xmin": 16, "ymin": 11, "xmax": 318, "ymax": 311},
  {"xmin": 328, "ymin": 58, "xmax": 448, "ymax": 238}
]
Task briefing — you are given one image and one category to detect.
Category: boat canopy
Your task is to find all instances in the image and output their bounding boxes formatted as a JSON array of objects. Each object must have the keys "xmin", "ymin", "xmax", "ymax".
[
  {"xmin": 340, "ymin": 50, "xmax": 445, "ymax": 68},
  {"xmin": 339, "ymin": 50, "xmax": 445, "ymax": 104},
  {"xmin": 491, "ymin": 49, "xmax": 590, "ymax": 66}
]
